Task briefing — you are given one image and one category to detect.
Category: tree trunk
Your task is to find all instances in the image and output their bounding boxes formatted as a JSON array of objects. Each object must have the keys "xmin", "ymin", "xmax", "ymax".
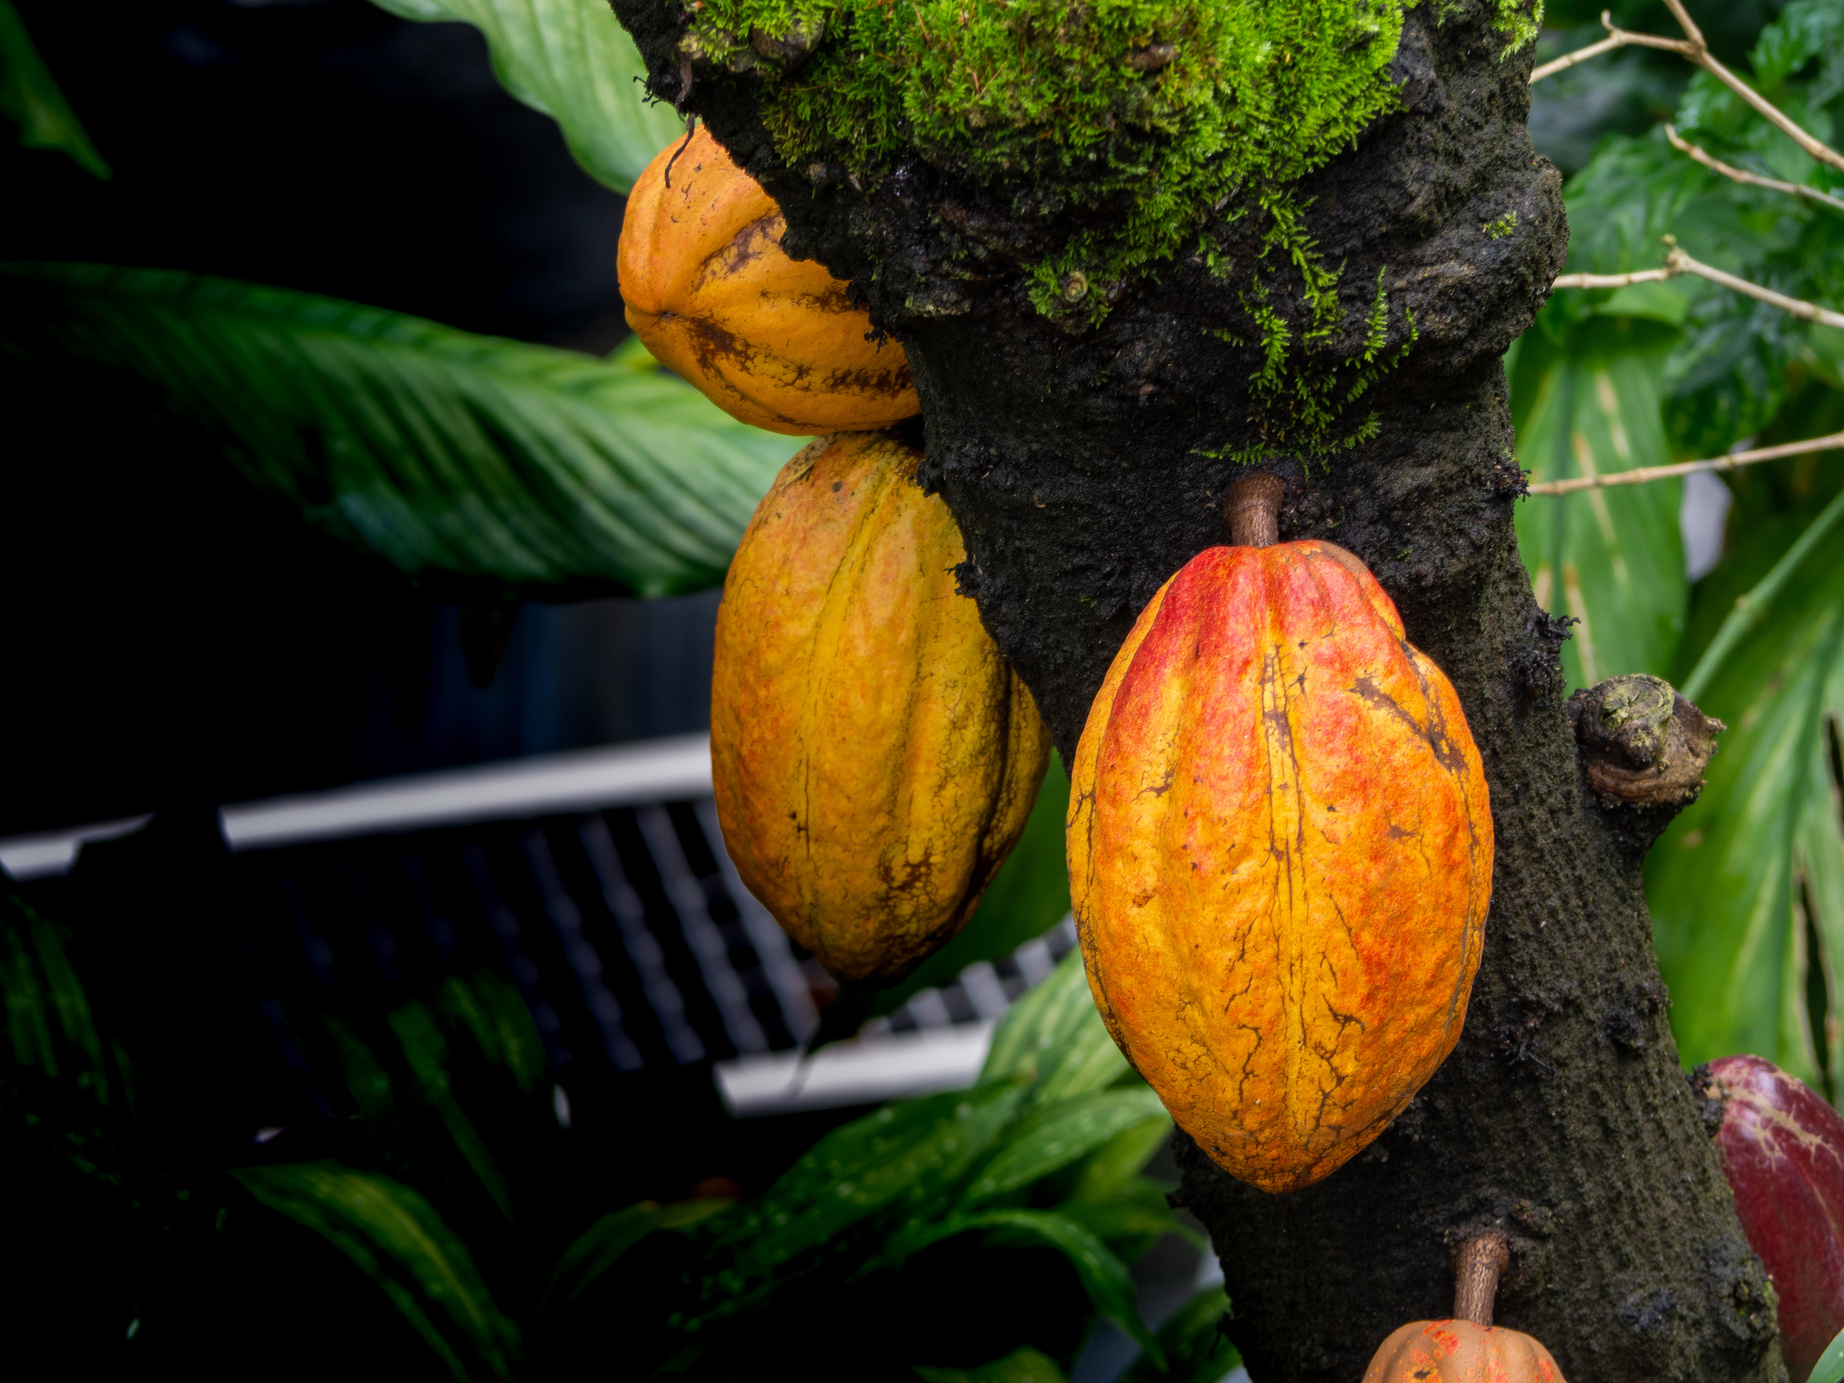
[{"xmin": 613, "ymin": 2, "xmax": 1786, "ymax": 1378}]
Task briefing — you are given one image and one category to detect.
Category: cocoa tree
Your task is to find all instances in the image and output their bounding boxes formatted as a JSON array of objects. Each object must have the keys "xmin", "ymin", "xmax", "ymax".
[{"xmin": 607, "ymin": 1, "xmax": 1785, "ymax": 1378}]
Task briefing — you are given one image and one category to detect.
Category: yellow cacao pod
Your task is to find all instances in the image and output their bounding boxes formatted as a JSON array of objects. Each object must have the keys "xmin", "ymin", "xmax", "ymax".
[
  {"xmin": 1069, "ymin": 538, "xmax": 1492, "ymax": 1192},
  {"xmin": 617, "ymin": 128, "xmax": 920, "ymax": 436},
  {"xmin": 712, "ymin": 431, "xmax": 1051, "ymax": 986}
]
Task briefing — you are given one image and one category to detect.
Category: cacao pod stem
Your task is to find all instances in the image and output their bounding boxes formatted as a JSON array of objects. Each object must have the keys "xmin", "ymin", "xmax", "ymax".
[
  {"xmin": 1454, "ymin": 1233, "xmax": 1511, "ymax": 1327},
  {"xmin": 1225, "ymin": 473, "xmax": 1284, "ymax": 548}
]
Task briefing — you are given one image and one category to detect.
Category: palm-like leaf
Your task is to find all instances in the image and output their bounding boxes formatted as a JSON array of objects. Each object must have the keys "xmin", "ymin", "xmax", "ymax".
[
  {"xmin": 369, "ymin": 0, "xmax": 683, "ymax": 194},
  {"xmin": 1648, "ymin": 499, "xmax": 1844, "ymax": 1090},
  {"xmin": 1, "ymin": 262, "xmax": 799, "ymax": 595}
]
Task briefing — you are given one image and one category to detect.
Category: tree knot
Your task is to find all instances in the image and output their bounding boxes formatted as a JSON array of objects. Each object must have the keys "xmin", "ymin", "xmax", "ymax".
[{"xmin": 1568, "ymin": 674, "xmax": 1723, "ymax": 810}]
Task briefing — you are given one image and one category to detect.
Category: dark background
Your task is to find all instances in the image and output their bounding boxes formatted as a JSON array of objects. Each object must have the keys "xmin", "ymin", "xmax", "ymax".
[{"xmin": 3, "ymin": 0, "xmax": 721, "ymax": 838}]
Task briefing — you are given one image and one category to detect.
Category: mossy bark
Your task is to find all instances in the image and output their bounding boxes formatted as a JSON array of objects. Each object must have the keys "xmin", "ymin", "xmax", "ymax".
[{"xmin": 613, "ymin": 1, "xmax": 1787, "ymax": 1377}]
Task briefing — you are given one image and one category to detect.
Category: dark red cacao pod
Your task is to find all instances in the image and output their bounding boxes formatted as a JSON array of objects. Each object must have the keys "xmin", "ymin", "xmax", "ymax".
[{"xmin": 1707, "ymin": 1054, "xmax": 1844, "ymax": 1383}]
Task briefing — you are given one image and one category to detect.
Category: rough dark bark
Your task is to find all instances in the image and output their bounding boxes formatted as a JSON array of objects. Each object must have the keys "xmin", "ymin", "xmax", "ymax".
[{"xmin": 612, "ymin": 1, "xmax": 1787, "ymax": 1378}]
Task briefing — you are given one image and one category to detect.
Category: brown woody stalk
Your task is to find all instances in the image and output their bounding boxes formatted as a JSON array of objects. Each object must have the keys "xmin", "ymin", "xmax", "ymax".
[
  {"xmin": 1226, "ymin": 473, "xmax": 1283, "ymax": 548},
  {"xmin": 1453, "ymin": 1234, "xmax": 1511, "ymax": 1328}
]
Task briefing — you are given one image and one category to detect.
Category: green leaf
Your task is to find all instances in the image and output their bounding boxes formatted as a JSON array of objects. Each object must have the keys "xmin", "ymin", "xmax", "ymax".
[
  {"xmin": 0, "ymin": 0, "xmax": 109, "ymax": 179},
  {"xmin": 436, "ymin": 970, "xmax": 546, "ymax": 1096},
  {"xmin": 963, "ymin": 1087, "xmax": 1167, "ymax": 1205},
  {"xmin": 1, "ymin": 888, "xmax": 118, "ymax": 1104},
  {"xmin": 1809, "ymin": 1324, "xmax": 1844, "ymax": 1383},
  {"xmin": 546, "ymin": 1197, "xmax": 733, "ymax": 1306},
  {"xmin": 1120, "ymin": 1287, "xmax": 1239, "ymax": 1383},
  {"xmin": 367, "ymin": 0, "xmax": 684, "ymax": 194},
  {"xmin": 982, "ymin": 945, "xmax": 1131, "ymax": 1105},
  {"xmin": 1646, "ymin": 498, "xmax": 1844, "ymax": 1086},
  {"xmin": 889, "ymin": 1208, "xmax": 1161, "ymax": 1367},
  {"xmin": 0, "ymin": 262, "xmax": 800, "ymax": 596},
  {"xmin": 1066, "ymin": 1116, "xmax": 1173, "ymax": 1205},
  {"xmin": 387, "ymin": 1002, "xmax": 514, "ymax": 1220},
  {"xmin": 1052, "ymin": 1182, "xmax": 1188, "ymax": 1262},
  {"xmin": 914, "ymin": 1346, "xmax": 1071, "ymax": 1383},
  {"xmin": 1513, "ymin": 319, "xmax": 1687, "ymax": 689},
  {"xmin": 233, "ymin": 1162, "xmax": 520, "ymax": 1382},
  {"xmin": 871, "ymin": 755, "xmax": 1074, "ymax": 1018},
  {"xmin": 716, "ymin": 1081, "xmax": 1027, "ymax": 1278}
]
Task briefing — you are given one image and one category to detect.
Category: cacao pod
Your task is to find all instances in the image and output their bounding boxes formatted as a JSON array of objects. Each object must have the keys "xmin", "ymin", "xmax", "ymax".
[
  {"xmin": 1361, "ymin": 1321, "xmax": 1565, "ymax": 1383},
  {"xmin": 1707, "ymin": 1054, "xmax": 1844, "ymax": 1383},
  {"xmin": 712, "ymin": 431, "xmax": 1051, "ymax": 986},
  {"xmin": 617, "ymin": 128, "xmax": 919, "ymax": 436},
  {"xmin": 1069, "ymin": 536, "xmax": 1492, "ymax": 1193}
]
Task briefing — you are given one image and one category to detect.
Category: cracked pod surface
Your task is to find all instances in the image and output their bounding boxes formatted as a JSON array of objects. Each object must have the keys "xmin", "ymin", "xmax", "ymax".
[
  {"xmin": 1068, "ymin": 540, "xmax": 1492, "ymax": 1193},
  {"xmin": 617, "ymin": 127, "xmax": 919, "ymax": 436},
  {"xmin": 712, "ymin": 431, "xmax": 1051, "ymax": 986}
]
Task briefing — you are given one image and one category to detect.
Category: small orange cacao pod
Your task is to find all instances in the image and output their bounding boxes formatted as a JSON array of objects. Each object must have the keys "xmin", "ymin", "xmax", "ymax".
[
  {"xmin": 1068, "ymin": 537, "xmax": 1492, "ymax": 1192},
  {"xmin": 712, "ymin": 431, "xmax": 1050, "ymax": 985},
  {"xmin": 617, "ymin": 128, "xmax": 919, "ymax": 436},
  {"xmin": 1362, "ymin": 1321, "xmax": 1565, "ymax": 1383}
]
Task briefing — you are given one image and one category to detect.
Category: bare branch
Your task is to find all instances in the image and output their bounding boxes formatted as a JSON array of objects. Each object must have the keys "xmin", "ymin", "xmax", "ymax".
[
  {"xmin": 1529, "ymin": 8, "xmax": 1844, "ymax": 174},
  {"xmin": 1660, "ymin": 0, "xmax": 1706, "ymax": 49},
  {"xmin": 1526, "ymin": 430, "xmax": 1844, "ymax": 495},
  {"xmin": 1550, "ymin": 238, "xmax": 1844, "ymax": 330},
  {"xmin": 1665, "ymin": 241, "xmax": 1844, "ymax": 329},
  {"xmin": 1549, "ymin": 268, "xmax": 1675, "ymax": 290},
  {"xmin": 1528, "ymin": 32, "xmax": 1632, "ymax": 84},
  {"xmin": 1665, "ymin": 125, "xmax": 1844, "ymax": 214}
]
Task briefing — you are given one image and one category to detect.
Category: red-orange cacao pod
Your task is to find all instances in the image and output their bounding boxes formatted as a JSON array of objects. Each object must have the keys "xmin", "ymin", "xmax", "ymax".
[
  {"xmin": 617, "ymin": 128, "xmax": 919, "ymax": 436},
  {"xmin": 1362, "ymin": 1320, "xmax": 1566, "ymax": 1383},
  {"xmin": 1068, "ymin": 537, "xmax": 1492, "ymax": 1192}
]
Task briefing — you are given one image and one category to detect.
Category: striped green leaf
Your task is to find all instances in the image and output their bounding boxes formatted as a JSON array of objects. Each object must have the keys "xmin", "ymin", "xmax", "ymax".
[
  {"xmin": 0, "ymin": 0, "xmax": 109, "ymax": 179},
  {"xmin": 1512, "ymin": 318, "xmax": 1687, "ymax": 690},
  {"xmin": 368, "ymin": 0, "xmax": 683, "ymax": 194},
  {"xmin": 1647, "ymin": 499, "xmax": 1844, "ymax": 1088},
  {"xmin": 233, "ymin": 1162, "xmax": 520, "ymax": 1382},
  {"xmin": 0, "ymin": 263, "xmax": 798, "ymax": 596}
]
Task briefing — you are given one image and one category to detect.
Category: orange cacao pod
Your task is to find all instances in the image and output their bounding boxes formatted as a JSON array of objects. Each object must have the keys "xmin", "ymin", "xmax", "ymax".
[
  {"xmin": 1068, "ymin": 537, "xmax": 1492, "ymax": 1192},
  {"xmin": 1362, "ymin": 1321, "xmax": 1565, "ymax": 1383},
  {"xmin": 712, "ymin": 431, "xmax": 1051, "ymax": 985},
  {"xmin": 617, "ymin": 128, "xmax": 919, "ymax": 436}
]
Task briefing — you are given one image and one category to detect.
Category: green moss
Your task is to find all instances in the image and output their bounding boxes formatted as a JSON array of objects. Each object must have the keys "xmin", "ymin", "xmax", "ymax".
[
  {"xmin": 683, "ymin": 0, "xmax": 1538, "ymax": 452},
  {"xmin": 1483, "ymin": 209, "xmax": 1519, "ymax": 239}
]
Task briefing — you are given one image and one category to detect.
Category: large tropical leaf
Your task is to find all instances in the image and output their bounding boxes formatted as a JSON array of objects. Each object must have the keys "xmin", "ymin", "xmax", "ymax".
[
  {"xmin": 982, "ymin": 945, "xmax": 1132, "ymax": 1107},
  {"xmin": 887, "ymin": 1207, "xmax": 1160, "ymax": 1364},
  {"xmin": 916, "ymin": 1346, "xmax": 1072, "ymax": 1383},
  {"xmin": 962, "ymin": 1087, "xmax": 1167, "ymax": 1205},
  {"xmin": 1647, "ymin": 497, "xmax": 1844, "ymax": 1090},
  {"xmin": 0, "ymin": 0, "xmax": 109, "ymax": 179},
  {"xmin": 369, "ymin": 0, "xmax": 684, "ymax": 194},
  {"xmin": 1512, "ymin": 316, "xmax": 1687, "ymax": 689},
  {"xmin": 1121, "ymin": 1287, "xmax": 1239, "ymax": 1383},
  {"xmin": 0, "ymin": 263, "xmax": 798, "ymax": 596},
  {"xmin": 233, "ymin": 1162, "xmax": 521, "ymax": 1382}
]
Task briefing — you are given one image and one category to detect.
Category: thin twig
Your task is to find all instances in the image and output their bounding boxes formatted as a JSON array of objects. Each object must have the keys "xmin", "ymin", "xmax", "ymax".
[
  {"xmin": 1526, "ymin": 430, "xmax": 1844, "ymax": 495},
  {"xmin": 1550, "ymin": 268, "xmax": 1675, "ymax": 290},
  {"xmin": 1667, "ymin": 242, "xmax": 1844, "ymax": 329},
  {"xmin": 1665, "ymin": 125, "xmax": 1844, "ymax": 214},
  {"xmin": 1528, "ymin": 32, "xmax": 1629, "ymax": 84},
  {"xmin": 1529, "ymin": 9, "xmax": 1844, "ymax": 175},
  {"xmin": 1550, "ymin": 239, "xmax": 1844, "ymax": 330}
]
